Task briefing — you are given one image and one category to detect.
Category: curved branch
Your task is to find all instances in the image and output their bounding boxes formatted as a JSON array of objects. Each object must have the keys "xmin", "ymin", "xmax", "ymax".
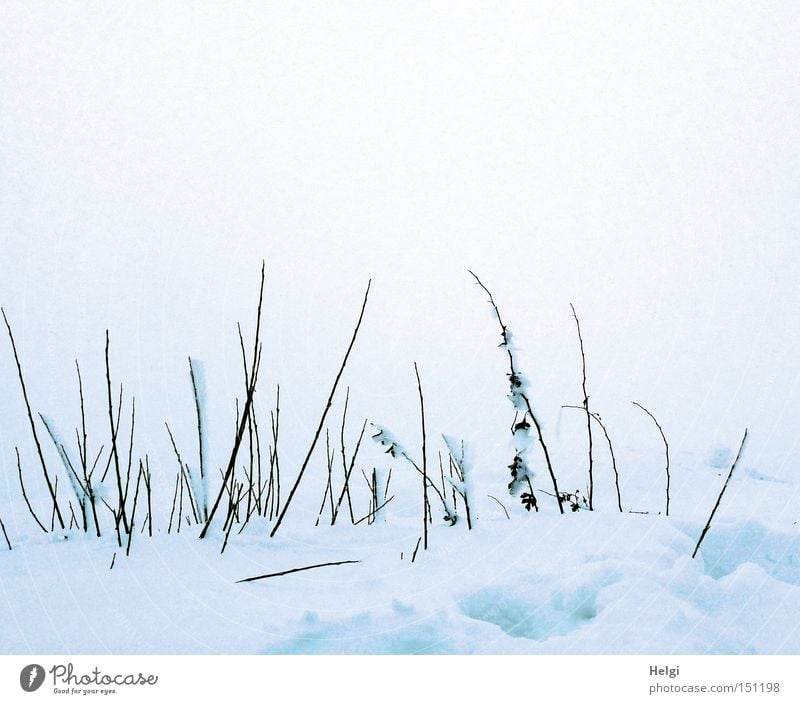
[{"xmin": 632, "ymin": 401, "xmax": 670, "ymax": 516}]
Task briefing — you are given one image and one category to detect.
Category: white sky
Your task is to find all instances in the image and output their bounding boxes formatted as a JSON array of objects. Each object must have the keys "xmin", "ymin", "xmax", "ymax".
[{"xmin": 1, "ymin": 2, "xmax": 799, "ymax": 499}]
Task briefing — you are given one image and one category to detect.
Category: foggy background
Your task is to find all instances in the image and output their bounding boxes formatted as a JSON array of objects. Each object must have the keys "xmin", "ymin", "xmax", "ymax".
[{"xmin": 2, "ymin": 2, "xmax": 799, "ymax": 522}]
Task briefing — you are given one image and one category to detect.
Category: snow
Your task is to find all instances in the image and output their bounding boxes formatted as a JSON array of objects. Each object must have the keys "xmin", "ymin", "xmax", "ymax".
[
  {"xmin": 1, "ymin": 1, "xmax": 799, "ymax": 659},
  {"xmin": 1, "ymin": 450, "xmax": 799, "ymax": 654}
]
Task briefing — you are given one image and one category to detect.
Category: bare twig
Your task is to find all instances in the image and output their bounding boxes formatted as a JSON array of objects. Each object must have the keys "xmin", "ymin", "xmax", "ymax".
[
  {"xmin": 411, "ymin": 536, "xmax": 422, "ymax": 563},
  {"xmin": 75, "ymin": 359, "xmax": 101, "ymax": 536},
  {"xmin": 438, "ymin": 452, "xmax": 447, "ymax": 513},
  {"xmin": 270, "ymin": 279, "xmax": 372, "ymax": 538},
  {"xmin": 166, "ymin": 423, "xmax": 200, "ymax": 523},
  {"xmin": 444, "ymin": 438, "xmax": 472, "ymax": 529},
  {"xmin": 200, "ymin": 262, "xmax": 266, "ymax": 538},
  {"xmin": 414, "ymin": 362, "xmax": 429, "ymax": 550},
  {"xmin": 448, "ymin": 455, "xmax": 459, "ymax": 517},
  {"xmin": 168, "ymin": 470, "xmax": 180, "ymax": 534},
  {"xmin": 0, "ymin": 516, "xmax": 12, "ymax": 550},
  {"xmin": 591, "ymin": 412, "xmax": 621, "ymax": 512},
  {"xmin": 384, "ymin": 467, "xmax": 392, "ymax": 501},
  {"xmin": 123, "ymin": 398, "xmax": 136, "ymax": 518},
  {"xmin": 236, "ymin": 559, "xmax": 361, "ymax": 584},
  {"xmin": 177, "ymin": 462, "xmax": 185, "ymax": 533},
  {"xmin": 267, "ymin": 385, "xmax": 281, "ymax": 520},
  {"xmin": 188, "ymin": 357, "xmax": 208, "ymax": 521},
  {"xmin": 332, "ymin": 418, "xmax": 368, "ymax": 525},
  {"xmin": 359, "ymin": 467, "xmax": 380, "ymax": 524},
  {"xmin": 50, "ymin": 476, "xmax": 60, "ymax": 532},
  {"xmin": 221, "ymin": 483, "xmax": 244, "ymax": 554},
  {"xmin": 487, "ymin": 494, "xmax": 511, "ymax": 519},
  {"xmin": 100, "ymin": 384, "xmax": 123, "ymax": 483},
  {"xmin": 237, "ymin": 324, "xmax": 258, "ymax": 523},
  {"xmin": 327, "ymin": 434, "xmax": 336, "ymax": 520},
  {"xmin": 632, "ymin": 401, "xmax": 670, "ymax": 516},
  {"xmin": 353, "ymin": 495, "xmax": 394, "ymax": 525},
  {"xmin": 125, "ymin": 462, "xmax": 144, "ymax": 557},
  {"xmin": 570, "ymin": 303, "xmax": 594, "ymax": 509},
  {"xmin": 315, "ymin": 430, "xmax": 336, "ymax": 526},
  {"xmin": 67, "ymin": 501, "xmax": 79, "ymax": 530},
  {"xmin": 76, "ymin": 360, "xmax": 87, "ymax": 467},
  {"xmin": 336, "ymin": 388, "xmax": 356, "ymax": 524},
  {"xmin": 105, "ymin": 331, "xmax": 129, "ymax": 534},
  {"xmin": 100, "ymin": 494, "xmax": 123, "ymax": 547},
  {"xmin": 692, "ymin": 429, "xmax": 749, "ymax": 559},
  {"xmin": 2, "ymin": 308, "xmax": 64, "ymax": 529},
  {"xmin": 562, "ymin": 405, "xmax": 622, "ymax": 512},
  {"xmin": 252, "ymin": 400, "xmax": 263, "ymax": 516},
  {"xmin": 142, "ymin": 455, "xmax": 153, "ymax": 537},
  {"xmin": 370, "ymin": 467, "xmax": 378, "ymax": 524}
]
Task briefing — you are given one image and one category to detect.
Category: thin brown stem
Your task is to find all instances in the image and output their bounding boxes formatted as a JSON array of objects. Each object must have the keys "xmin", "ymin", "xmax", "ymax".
[
  {"xmin": 166, "ymin": 422, "xmax": 200, "ymax": 523},
  {"xmin": 125, "ymin": 463, "xmax": 144, "ymax": 557},
  {"xmin": 444, "ymin": 439, "xmax": 472, "ymax": 528},
  {"xmin": 100, "ymin": 384, "xmax": 123, "ymax": 483},
  {"xmin": 562, "ymin": 405, "xmax": 622, "ymax": 512},
  {"xmin": 315, "ymin": 430, "xmax": 336, "ymax": 526},
  {"xmin": 200, "ymin": 262, "xmax": 266, "ymax": 538},
  {"xmin": 188, "ymin": 357, "xmax": 208, "ymax": 520},
  {"xmin": 2, "ymin": 308, "xmax": 64, "ymax": 529},
  {"xmin": 411, "ymin": 536, "xmax": 422, "ymax": 563},
  {"xmin": 50, "ymin": 476, "xmax": 59, "ymax": 532},
  {"xmin": 488, "ymin": 494, "xmax": 511, "ymax": 519},
  {"xmin": 67, "ymin": 501, "xmax": 78, "ymax": 530},
  {"xmin": 0, "ymin": 516, "xmax": 11, "ymax": 551},
  {"xmin": 414, "ymin": 362, "xmax": 429, "ymax": 550},
  {"xmin": 252, "ymin": 400, "xmax": 263, "ymax": 516},
  {"xmin": 123, "ymin": 397, "xmax": 136, "ymax": 516},
  {"xmin": 236, "ymin": 560, "xmax": 361, "ymax": 584},
  {"xmin": 168, "ymin": 471, "xmax": 180, "ymax": 534},
  {"xmin": 632, "ymin": 401, "xmax": 670, "ymax": 517},
  {"xmin": 267, "ymin": 385, "xmax": 281, "ymax": 520},
  {"xmin": 570, "ymin": 303, "xmax": 594, "ymax": 509},
  {"xmin": 143, "ymin": 455, "xmax": 153, "ymax": 537},
  {"xmin": 75, "ymin": 360, "xmax": 101, "ymax": 536},
  {"xmin": 270, "ymin": 279, "xmax": 372, "ymax": 538},
  {"xmin": 354, "ymin": 495, "xmax": 394, "ymax": 525},
  {"xmin": 105, "ymin": 331, "xmax": 129, "ymax": 534},
  {"xmin": 339, "ymin": 388, "xmax": 356, "ymax": 524},
  {"xmin": 222, "ymin": 483, "xmax": 244, "ymax": 554},
  {"xmin": 332, "ymin": 417, "xmax": 368, "ymax": 525},
  {"xmin": 692, "ymin": 429, "xmax": 748, "ymax": 559},
  {"xmin": 177, "ymin": 465, "xmax": 185, "ymax": 533}
]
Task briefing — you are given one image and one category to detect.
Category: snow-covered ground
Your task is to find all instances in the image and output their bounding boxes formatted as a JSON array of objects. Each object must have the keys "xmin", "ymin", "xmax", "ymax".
[{"xmin": 1, "ymin": 443, "xmax": 798, "ymax": 654}]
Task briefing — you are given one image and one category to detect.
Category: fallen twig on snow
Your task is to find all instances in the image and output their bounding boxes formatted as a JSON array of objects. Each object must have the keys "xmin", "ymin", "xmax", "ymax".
[{"xmin": 236, "ymin": 559, "xmax": 361, "ymax": 584}]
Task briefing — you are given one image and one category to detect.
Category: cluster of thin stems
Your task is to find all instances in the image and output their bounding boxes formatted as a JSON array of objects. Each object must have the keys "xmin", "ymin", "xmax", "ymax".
[{"xmin": 1, "ymin": 265, "xmax": 749, "ymax": 572}]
